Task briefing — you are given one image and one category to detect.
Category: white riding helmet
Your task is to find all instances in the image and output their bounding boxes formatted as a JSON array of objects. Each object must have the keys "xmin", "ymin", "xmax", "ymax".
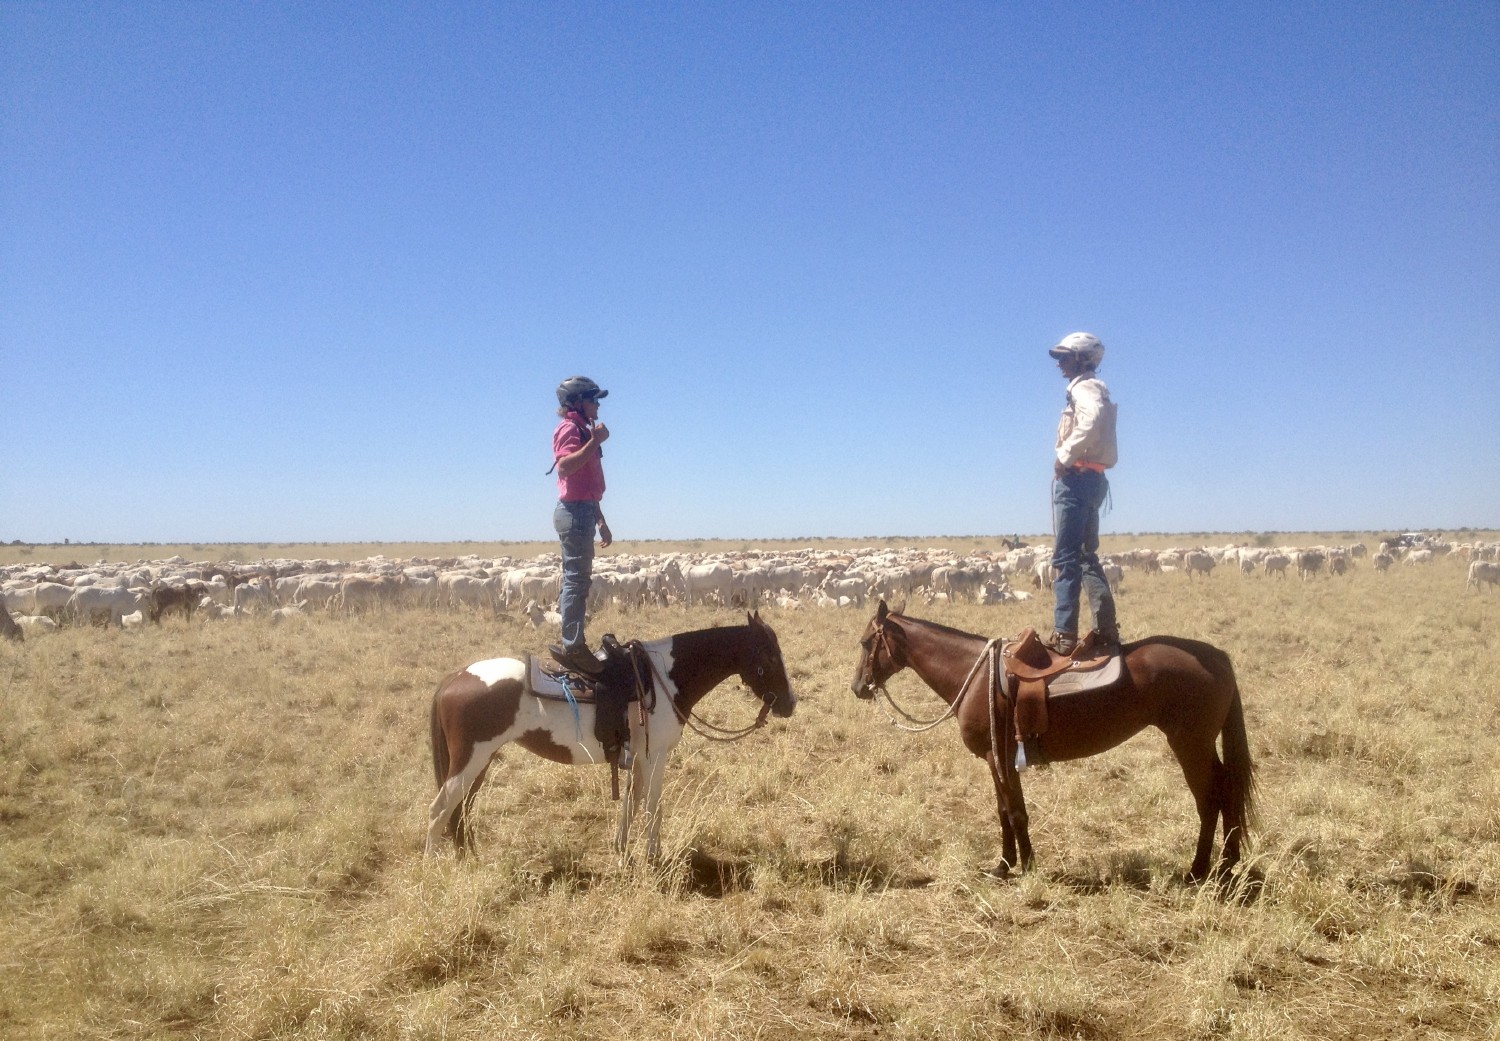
[{"xmin": 1048, "ymin": 332, "xmax": 1105, "ymax": 367}]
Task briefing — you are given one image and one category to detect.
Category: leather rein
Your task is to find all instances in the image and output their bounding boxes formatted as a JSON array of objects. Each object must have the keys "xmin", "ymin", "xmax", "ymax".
[
  {"xmin": 638, "ymin": 645, "xmax": 776, "ymax": 743},
  {"xmin": 865, "ymin": 617, "xmax": 1003, "ymax": 733}
]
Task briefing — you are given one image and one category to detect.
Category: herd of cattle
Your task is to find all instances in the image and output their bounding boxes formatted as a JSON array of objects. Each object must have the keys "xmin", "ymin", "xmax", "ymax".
[{"xmin": 2, "ymin": 535, "xmax": 1497, "ymax": 639}]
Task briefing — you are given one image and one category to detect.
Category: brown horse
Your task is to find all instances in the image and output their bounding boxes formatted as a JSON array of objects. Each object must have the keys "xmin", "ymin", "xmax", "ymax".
[
  {"xmin": 428, "ymin": 614, "xmax": 796, "ymax": 860},
  {"xmin": 851, "ymin": 602, "xmax": 1255, "ymax": 882}
]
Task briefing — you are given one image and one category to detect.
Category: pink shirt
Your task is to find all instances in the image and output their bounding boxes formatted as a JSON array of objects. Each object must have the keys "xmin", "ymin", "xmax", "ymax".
[{"xmin": 553, "ymin": 412, "xmax": 606, "ymax": 502}]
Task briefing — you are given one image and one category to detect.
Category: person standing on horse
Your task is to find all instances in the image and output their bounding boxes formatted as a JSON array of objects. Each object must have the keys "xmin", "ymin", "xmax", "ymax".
[
  {"xmin": 549, "ymin": 376, "xmax": 612, "ymax": 676},
  {"xmin": 1048, "ymin": 332, "xmax": 1120, "ymax": 655}
]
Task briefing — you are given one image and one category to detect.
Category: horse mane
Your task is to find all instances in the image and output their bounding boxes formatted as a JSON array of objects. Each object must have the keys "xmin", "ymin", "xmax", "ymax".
[{"xmin": 887, "ymin": 611, "xmax": 986, "ymax": 644}]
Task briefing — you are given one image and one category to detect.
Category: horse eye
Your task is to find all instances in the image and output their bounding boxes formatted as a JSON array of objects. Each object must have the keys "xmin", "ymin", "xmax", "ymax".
[{"xmin": 757, "ymin": 666, "xmax": 766, "ymax": 677}]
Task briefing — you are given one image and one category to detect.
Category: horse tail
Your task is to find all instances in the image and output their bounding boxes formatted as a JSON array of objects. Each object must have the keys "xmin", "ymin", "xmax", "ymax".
[
  {"xmin": 1220, "ymin": 664, "xmax": 1258, "ymax": 840},
  {"xmin": 430, "ymin": 674, "xmax": 452, "ymax": 789}
]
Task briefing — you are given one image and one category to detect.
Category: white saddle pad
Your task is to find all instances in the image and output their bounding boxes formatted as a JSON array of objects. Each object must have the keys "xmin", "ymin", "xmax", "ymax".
[
  {"xmin": 527, "ymin": 656, "xmax": 587, "ymax": 700},
  {"xmin": 1045, "ymin": 652, "xmax": 1123, "ymax": 696}
]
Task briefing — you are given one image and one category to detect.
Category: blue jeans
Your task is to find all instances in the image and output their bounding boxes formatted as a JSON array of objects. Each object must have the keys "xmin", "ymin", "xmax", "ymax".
[
  {"xmin": 554, "ymin": 500, "xmax": 597, "ymax": 650},
  {"xmin": 1052, "ymin": 469, "xmax": 1116, "ymax": 637}
]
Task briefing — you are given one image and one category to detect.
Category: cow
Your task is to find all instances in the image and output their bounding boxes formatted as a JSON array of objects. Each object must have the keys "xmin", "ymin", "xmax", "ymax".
[
  {"xmin": 681, "ymin": 562, "xmax": 735, "ymax": 606},
  {"xmin": 1467, "ymin": 560, "xmax": 1500, "ymax": 592},
  {"xmin": 1184, "ymin": 551, "xmax": 1216, "ymax": 579},
  {"xmin": 1295, "ymin": 550, "xmax": 1325, "ymax": 580},
  {"xmin": 67, "ymin": 586, "xmax": 148, "ymax": 626},
  {"xmin": 148, "ymin": 583, "xmax": 199, "ymax": 623}
]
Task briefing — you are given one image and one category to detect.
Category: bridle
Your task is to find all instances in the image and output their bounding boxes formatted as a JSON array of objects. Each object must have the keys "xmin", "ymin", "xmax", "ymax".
[
  {"xmin": 638, "ymin": 639, "xmax": 780, "ymax": 743},
  {"xmin": 861, "ymin": 614, "xmax": 1001, "ymax": 733}
]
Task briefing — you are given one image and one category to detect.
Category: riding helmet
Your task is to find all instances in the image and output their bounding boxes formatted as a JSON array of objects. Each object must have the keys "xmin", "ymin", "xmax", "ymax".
[
  {"xmin": 556, "ymin": 376, "xmax": 609, "ymax": 407},
  {"xmin": 1048, "ymin": 332, "xmax": 1105, "ymax": 367}
]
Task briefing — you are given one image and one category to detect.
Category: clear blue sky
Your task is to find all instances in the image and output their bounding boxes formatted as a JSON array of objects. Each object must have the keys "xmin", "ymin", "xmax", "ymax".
[{"xmin": 4, "ymin": 2, "xmax": 1497, "ymax": 543}]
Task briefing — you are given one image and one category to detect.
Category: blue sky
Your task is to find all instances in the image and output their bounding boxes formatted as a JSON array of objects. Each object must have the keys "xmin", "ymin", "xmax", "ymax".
[{"xmin": 4, "ymin": 2, "xmax": 1497, "ymax": 543}]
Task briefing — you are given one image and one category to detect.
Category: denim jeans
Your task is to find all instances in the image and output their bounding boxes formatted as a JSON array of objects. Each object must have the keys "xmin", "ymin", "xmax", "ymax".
[
  {"xmin": 553, "ymin": 500, "xmax": 598, "ymax": 650},
  {"xmin": 1052, "ymin": 469, "xmax": 1116, "ymax": 637}
]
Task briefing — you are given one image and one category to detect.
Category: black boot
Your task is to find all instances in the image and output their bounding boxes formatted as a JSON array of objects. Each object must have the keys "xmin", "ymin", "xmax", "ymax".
[{"xmin": 550, "ymin": 643, "xmax": 603, "ymax": 676}]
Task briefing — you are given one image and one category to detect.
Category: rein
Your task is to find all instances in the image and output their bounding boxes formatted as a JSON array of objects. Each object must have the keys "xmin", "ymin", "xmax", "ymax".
[
  {"xmin": 643, "ymin": 647, "xmax": 775, "ymax": 743},
  {"xmin": 868, "ymin": 622, "xmax": 1002, "ymax": 733}
]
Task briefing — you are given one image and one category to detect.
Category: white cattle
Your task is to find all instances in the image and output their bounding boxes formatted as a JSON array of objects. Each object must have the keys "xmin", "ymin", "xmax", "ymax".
[
  {"xmin": 1032, "ymin": 559, "xmax": 1056, "ymax": 590},
  {"xmin": 271, "ymin": 602, "xmax": 307, "ymax": 624},
  {"xmin": 1184, "ymin": 551, "xmax": 1216, "ymax": 578},
  {"xmin": 440, "ymin": 573, "xmax": 497, "ymax": 611},
  {"xmin": 524, "ymin": 599, "xmax": 563, "ymax": 627},
  {"xmin": 1405, "ymin": 549, "xmax": 1434, "ymax": 566},
  {"xmin": 681, "ymin": 562, "xmax": 734, "ymax": 606},
  {"xmin": 1466, "ymin": 560, "xmax": 1500, "ymax": 592},
  {"xmin": 820, "ymin": 573, "xmax": 868, "ymax": 607},
  {"xmin": 1372, "ymin": 552, "xmax": 1394, "ymax": 573},
  {"xmin": 233, "ymin": 578, "xmax": 275, "ymax": 611},
  {"xmin": 67, "ymin": 586, "xmax": 147, "ymax": 626},
  {"xmin": 198, "ymin": 598, "xmax": 245, "ymax": 621},
  {"xmin": 31, "ymin": 582, "xmax": 76, "ymax": 617},
  {"xmin": 14, "ymin": 614, "xmax": 58, "ymax": 634},
  {"xmin": 1264, "ymin": 554, "xmax": 1290, "ymax": 578}
]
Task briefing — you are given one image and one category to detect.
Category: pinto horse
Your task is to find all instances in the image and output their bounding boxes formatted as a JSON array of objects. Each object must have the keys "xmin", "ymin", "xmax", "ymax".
[
  {"xmin": 427, "ymin": 613, "xmax": 796, "ymax": 860},
  {"xmin": 850, "ymin": 602, "xmax": 1256, "ymax": 882}
]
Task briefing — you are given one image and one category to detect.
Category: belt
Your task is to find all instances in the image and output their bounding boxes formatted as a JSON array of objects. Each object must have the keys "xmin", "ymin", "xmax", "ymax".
[{"xmin": 1069, "ymin": 461, "xmax": 1107, "ymax": 473}]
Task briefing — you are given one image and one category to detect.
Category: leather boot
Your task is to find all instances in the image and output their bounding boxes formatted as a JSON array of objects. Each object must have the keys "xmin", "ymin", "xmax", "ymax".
[
  {"xmin": 1048, "ymin": 630, "xmax": 1077, "ymax": 655},
  {"xmin": 550, "ymin": 643, "xmax": 604, "ymax": 676}
]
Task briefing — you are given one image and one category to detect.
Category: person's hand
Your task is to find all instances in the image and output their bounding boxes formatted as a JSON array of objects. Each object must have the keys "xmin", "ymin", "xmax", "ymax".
[
  {"xmin": 592, "ymin": 422, "xmax": 610, "ymax": 446},
  {"xmin": 1054, "ymin": 460, "xmax": 1069, "ymax": 479},
  {"xmin": 598, "ymin": 521, "xmax": 613, "ymax": 548}
]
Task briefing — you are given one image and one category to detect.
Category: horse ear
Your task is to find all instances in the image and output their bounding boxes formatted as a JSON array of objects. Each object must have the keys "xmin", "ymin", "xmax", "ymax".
[
  {"xmin": 894, "ymin": 600, "xmax": 907, "ymax": 616},
  {"xmin": 876, "ymin": 599, "xmax": 889, "ymax": 621}
]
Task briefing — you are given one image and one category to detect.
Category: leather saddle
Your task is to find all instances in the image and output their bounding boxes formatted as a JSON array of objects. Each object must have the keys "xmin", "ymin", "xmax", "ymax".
[
  {"xmin": 526, "ymin": 635, "xmax": 646, "ymax": 776},
  {"xmin": 1003, "ymin": 627, "xmax": 1121, "ymax": 753}
]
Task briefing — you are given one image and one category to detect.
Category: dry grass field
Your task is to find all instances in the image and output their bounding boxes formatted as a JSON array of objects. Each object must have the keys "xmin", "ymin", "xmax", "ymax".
[{"xmin": 3, "ymin": 537, "xmax": 1498, "ymax": 1040}]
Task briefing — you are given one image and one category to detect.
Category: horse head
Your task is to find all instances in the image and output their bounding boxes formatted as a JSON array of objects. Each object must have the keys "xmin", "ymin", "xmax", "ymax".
[
  {"xmin": 851, "ymin": 599, "xmax": 907, "ymax": 698},
  {"xmin": 741, "ymin": 611, "xmax": 796, "ymax": 719}
]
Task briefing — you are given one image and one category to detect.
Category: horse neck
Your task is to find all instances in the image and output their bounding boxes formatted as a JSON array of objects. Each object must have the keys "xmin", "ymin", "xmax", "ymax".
[
  {"xmin": 658, "ymin": 625, "xmax": 749, "ymax": 714},
  {"xmin": 896, "ymin": 618, "xmax": 993, "ymax": 705}
]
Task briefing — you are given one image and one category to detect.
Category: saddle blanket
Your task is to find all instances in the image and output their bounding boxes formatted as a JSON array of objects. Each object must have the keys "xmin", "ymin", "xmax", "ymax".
[
  {"xmin": 1045, "ymin": 652, "xmax": 1123, "ymax": 696},
  {"xmin": 526, "ymin": 656, "xmax": 599, "ymax": 703}
]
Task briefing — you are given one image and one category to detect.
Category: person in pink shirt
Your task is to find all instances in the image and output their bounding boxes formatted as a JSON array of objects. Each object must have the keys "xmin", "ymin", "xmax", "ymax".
[{"xmin": 549, "ymin": 376, "xmax": 613, "ymax": 675}]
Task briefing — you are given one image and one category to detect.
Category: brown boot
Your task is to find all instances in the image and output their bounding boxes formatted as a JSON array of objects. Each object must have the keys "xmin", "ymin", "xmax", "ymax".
[{"xmin": 1047, "ymin": 630, "xmax": 1077, "ymax": 655}]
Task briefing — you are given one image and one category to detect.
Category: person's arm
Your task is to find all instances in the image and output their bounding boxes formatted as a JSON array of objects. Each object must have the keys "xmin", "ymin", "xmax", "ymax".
[
  {"xmin": 556, "ymin": 421, "xmax": 610, "ymax": 477},
  {"xmin": 597, "ymin": 509, "xmax": 612, "ymax": 548}
]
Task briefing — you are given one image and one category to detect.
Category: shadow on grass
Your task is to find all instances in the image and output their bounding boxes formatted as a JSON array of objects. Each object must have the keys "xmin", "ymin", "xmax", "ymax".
[{"xmin": 675, "ymin": 848, "xmax": 935, "ymax": 898}]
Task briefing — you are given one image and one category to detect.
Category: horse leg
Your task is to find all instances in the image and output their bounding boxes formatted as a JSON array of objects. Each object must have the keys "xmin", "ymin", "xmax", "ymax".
[
  {"xmin": 637, "ymin": 754, "xmax": 670, "ymax": 863},
  {"xmin": 985, "ymin": 755, "xmax": 1031, "ymax": 876},
  {"xmin": 455, "ymin": 764, "xmax": 491, "ymax": 857},
  {"xmin": 614, "ymin": 759, "xmax": 641, "ymax": 854},
  {"xmin": 425, "ymin": 757, "xmax": 490, "ymax": 858},
  {"xmin": 1169, "ymin": 735, "xmax": 1220, "ymax": 883}
]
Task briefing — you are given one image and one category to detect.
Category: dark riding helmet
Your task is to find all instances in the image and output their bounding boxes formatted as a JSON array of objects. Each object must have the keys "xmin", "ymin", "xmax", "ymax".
[{"xmin": 556, "ymin": 376, "xmax": 608, "ymax": 407}]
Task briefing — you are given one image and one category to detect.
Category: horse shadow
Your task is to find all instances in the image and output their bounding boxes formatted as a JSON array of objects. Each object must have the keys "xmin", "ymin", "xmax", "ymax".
[
  {"xmin": 1050, "ymin": 851, "xmax": 1266, "ymax": 904},
  {"xmin": 674, "ymin": 848, "xmax": 936, "ymax": 898}
]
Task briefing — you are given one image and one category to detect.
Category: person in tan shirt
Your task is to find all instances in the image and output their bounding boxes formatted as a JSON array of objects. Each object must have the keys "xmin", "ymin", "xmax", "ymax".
[{"xmin": 1048, "ymin": 333, "xmax": 1119, "ymax": 654}]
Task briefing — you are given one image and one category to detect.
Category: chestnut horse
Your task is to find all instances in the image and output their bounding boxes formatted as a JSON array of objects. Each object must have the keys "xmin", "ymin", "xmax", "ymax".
[
  {"xmin": 851, "ymin": 602, "xmax": 1255, "ymax": 882},
  {"xmin": 427, "ymin": 613, "xmax": 795, "ymax": 860}
]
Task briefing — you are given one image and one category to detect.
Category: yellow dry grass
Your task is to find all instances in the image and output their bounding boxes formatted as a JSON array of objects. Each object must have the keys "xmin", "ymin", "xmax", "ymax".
[{"xmin": 2, "ymin": 541, "xmax": 1497, "ymax": 1040}]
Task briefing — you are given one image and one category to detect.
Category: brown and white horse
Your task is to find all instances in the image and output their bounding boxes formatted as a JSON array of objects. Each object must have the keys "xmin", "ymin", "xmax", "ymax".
[
  {"xmin": 427, "ymin": 613, "xmax": 796, "ymax": 860},
  {"xmin": 851, "ymin": 602, "xmax": 1256, "ymax": 883}
]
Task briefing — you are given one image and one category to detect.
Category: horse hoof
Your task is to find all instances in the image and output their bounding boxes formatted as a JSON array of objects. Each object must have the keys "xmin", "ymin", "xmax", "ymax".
[{"xmin": 981, "ymin": 863, "xmax": 1013, "ymax": 880}]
